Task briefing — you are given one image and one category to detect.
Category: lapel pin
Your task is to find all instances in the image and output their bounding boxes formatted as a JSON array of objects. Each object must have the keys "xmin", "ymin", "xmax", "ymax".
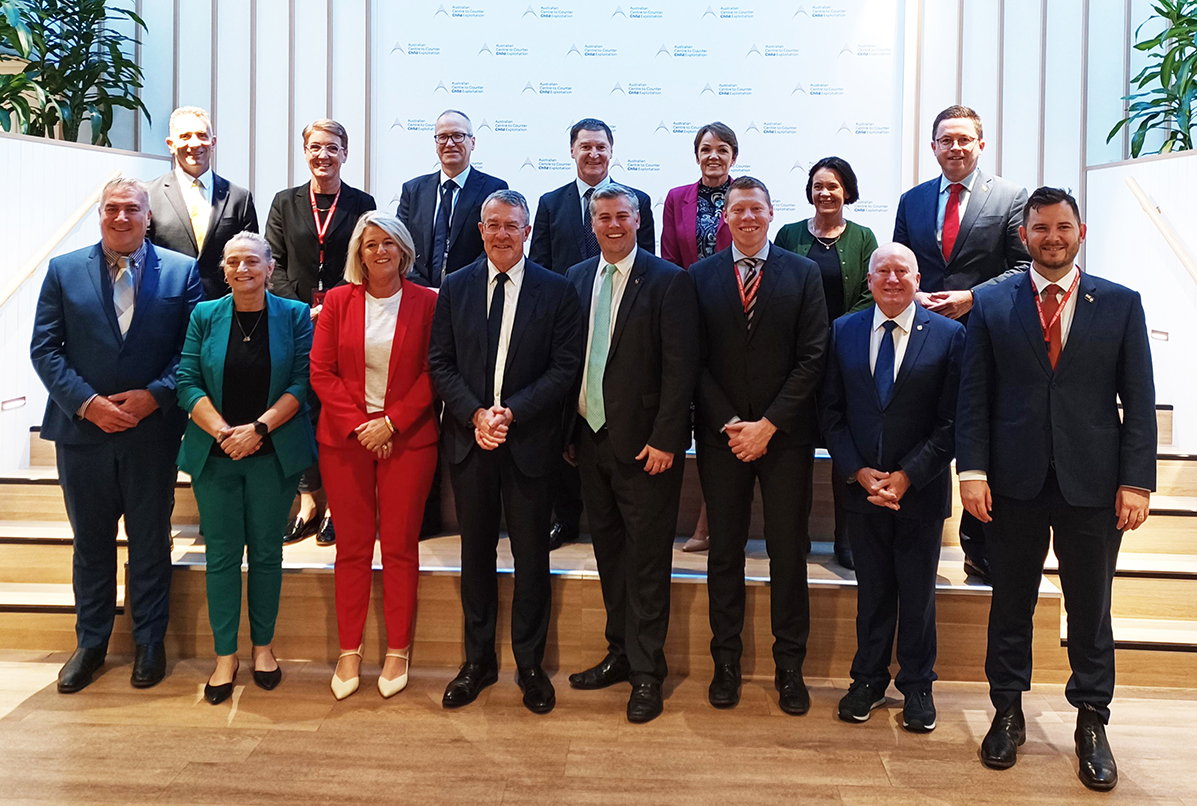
[
  {"xmin": 635, "ymin": 278, "xmax": 641, "ymax": 285},
  {"xmin": 1084, "ymin": 293, "xmax": 1094, "ymax": 303},
  {"xmin": 916, "ymin": 324, "xmax": 923, "ymax": 331}
]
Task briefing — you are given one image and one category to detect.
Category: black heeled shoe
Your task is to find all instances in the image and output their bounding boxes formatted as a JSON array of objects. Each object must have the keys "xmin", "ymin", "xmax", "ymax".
[{"xmin": 205, "ymin": 658, "xmax": 239, "ymax": 705}]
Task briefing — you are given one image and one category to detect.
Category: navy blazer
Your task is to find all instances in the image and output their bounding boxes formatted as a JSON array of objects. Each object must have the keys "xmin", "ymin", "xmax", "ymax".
[
  {"xmin": 691, "ymin": 245, "xmax": 828, "ymax": 449},
  {"xmin": 821, "ymin": 305, "xmax": 965, "ymax": 520},
  {"xmin": 397, "ymin": 167, "xmax": 508, "ymax": 287},
  {"xmin": 429, "ymin": 257, "xmax": 582, "ymax": 478},
  {"xmin": 31, "ymin": 241, "xmax": 203, "ymax": 445},
  {"xmin": 893, "ymin": 170, "xmax": 1030, "ymax": 294},
  {"xmin": 956, "ymin": 271, "xmax": 1156, "ymax": 507},
  {"xmin": 564, "ymin": 249, "xmax": 699, "ymax": 462},
  {"xmin": 529, "ymin": 181, "xmax": 656, "ymax": 273}
]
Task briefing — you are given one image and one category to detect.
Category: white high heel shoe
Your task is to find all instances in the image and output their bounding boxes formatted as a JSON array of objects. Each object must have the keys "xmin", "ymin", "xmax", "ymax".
[
  {"xmin": 378, "ymin": 647, "xmax": 410, "ymax": 698},
  {"xmin": 330, "ymin": 647, "xmax": 362, "ymax": 701}
]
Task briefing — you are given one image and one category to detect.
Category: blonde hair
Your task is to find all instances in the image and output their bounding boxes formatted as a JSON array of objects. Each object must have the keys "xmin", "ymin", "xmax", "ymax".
[
  {"xmin": 344, "ymin": 212, "xmax": 415, "ymax": 284},
  {"xmin": 302, "ymin": 118, "xmax": 348, "ymax": 150}
]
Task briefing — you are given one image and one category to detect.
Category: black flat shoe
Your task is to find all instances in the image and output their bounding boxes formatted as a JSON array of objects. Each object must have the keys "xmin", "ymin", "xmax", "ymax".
[
  {"xmin": 131, "ymin": 641, "xmax": 166, "ymax": 688},
  {"xmin": 833, "ymin": 536, "xmax": 854, "ymax": 570},
  {"xmin": 57, "ymin": 645, "xmax": 107, "ymax": 694},
  {"xmin": 548, "ymin": 521, "xmax": 577, "ymax": 552},
  {"xmin": 569, "ymin": 653, "xmax": 630, "ymax": 690},
  {"xmin": 205, "ymin": 659, "xmax": 239, "ymax": 705},
  {"xmin": 1075, "ymin": 707, "xmax": 1118, "ymax": 791},
  {"xmin": 442, "ymin": 662, "xmax": 499, "ymax": 708},
  {"xmin": 517, "ymin": 666, "xmax": 556, "ymax": 714},
  {"xmin": 708, "ymin": 663, "xmax": 741, "ymax": 709},
  {"xmin": 964, "ymin": 553, "xmax": 992, "ymax": 585},
  {"xmin": 283, "ymin": 514, "xmax": 318, "ymax": 545},
  {"xmin": 775, "ymin": 668, "xmax": 810, "ymax": 716},
  {"xmin": 627, "ymin": 681, "xmax": 663, "ymax": 723},
  {"xmin": 253, "ymin": 667, "xmax": 282, "ymax": 691},
  {"xmin": 980, "ymin": 704, "xmax": 1026, "ymax": 769},
  {"xmin": 316, "ymin": 514, "xmax": 336, "ymax": 546}
]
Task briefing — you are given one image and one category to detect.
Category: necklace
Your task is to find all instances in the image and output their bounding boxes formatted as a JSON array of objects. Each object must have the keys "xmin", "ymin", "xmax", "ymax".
[
  {"xmin": 233, "ymin": 309, "xmax": 265, "ymax": 342},
  {"xmin": 808, "ymin": 218, "xmax": 844, "ymax": 248}
]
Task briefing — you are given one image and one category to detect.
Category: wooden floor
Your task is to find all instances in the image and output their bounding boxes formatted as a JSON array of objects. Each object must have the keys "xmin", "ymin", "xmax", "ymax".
[{"xmin": 0, "ymin": 650, "xmax": 1194, "ymax": 805}]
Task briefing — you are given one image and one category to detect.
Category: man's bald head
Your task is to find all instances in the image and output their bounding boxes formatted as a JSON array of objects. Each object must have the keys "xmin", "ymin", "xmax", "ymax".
[{"xmin": 868, "ymin": 242, "xmax": 921, "ymax": 318}]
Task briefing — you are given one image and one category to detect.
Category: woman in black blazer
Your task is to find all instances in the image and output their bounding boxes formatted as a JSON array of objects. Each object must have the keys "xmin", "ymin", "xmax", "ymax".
[{"xmin": 265, "ymin": 118, "xmax": 376, "ymax": 547}]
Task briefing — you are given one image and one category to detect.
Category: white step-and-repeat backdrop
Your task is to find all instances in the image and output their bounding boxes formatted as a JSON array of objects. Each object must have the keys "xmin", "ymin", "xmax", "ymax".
[{"xmin": 372, "ymin": 1, "xmax": 907, "ymax": 241}]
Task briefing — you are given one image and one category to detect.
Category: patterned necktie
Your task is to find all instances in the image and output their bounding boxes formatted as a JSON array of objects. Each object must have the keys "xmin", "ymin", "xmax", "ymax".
[
  {"xmin": 1042, "ymin": 283, "xmax": 1063, "ymax": 369},
  {"xmin": 432, "ymin": 178, "xmax": 456, "ymax": 286},
  {"xmin": 941, "ymin": 182, "xmax": 963, "ymax": 261},
  {"xmin": 581, "ymin": 187, "xmax": 601, "ymax": 259},
  {"xmin": 484, "ymin": 272, "xmax": 509, "ymax": 406},
  {"xmin": 187, "ymin": 178, "xmax": 208, "ymax": 252},
  {"xmin": 737, "ymin": 257, "xmax": 761, "ymax": 330},
  {"xmin": 875, "ymin": 320, "xmax": 897, "ymax": 407},
  {"xmin": 585, "ymin": 264, "xmax": 617, "ymax": 432},
  {"xmin": 113, "ymin": 256, "xmax": 136, "ymax": 337}
]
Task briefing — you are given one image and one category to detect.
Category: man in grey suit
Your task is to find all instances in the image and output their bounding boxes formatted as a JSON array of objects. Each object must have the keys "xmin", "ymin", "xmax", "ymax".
[
  {"xmin": 892, "ymin": 104, "xmax": 1030, "ymax": 583},
  {"xmin": 147, "ymin": 106, "xmax": 258, "ymax": 300}
]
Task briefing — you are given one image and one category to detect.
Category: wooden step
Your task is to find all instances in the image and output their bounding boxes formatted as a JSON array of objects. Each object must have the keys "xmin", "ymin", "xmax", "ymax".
[
  {"xmin": 1045, "ymin": 551, "xmax": 1197, "ymax": 579},
  {"xmin": 0, "ymin": 468, "xmax": 200, "ymax": 524},
  {"xmin": 1157, "ymin": 453, "xmax": 1197, "ymax": 497},
  {"xmin": 1046, "ymin": 572, "xmax": 1197, "ymax": 621},
  {"xmin": 0, "ymin": 542, "xmax": 129, "ymax": 585}
]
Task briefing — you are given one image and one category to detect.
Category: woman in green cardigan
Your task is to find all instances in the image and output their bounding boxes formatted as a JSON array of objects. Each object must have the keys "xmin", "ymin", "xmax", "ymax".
[
  {"xmin": 176, "ymin": 232, "xmax": 317, "ymax": 705},
  {"xmin": 776, "ymin": 156, "xmax": 878, "ymax": 570}
]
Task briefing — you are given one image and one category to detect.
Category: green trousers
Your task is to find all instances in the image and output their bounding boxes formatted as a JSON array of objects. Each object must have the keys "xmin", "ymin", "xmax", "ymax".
[{"xmin": 192, "ymin": 454, "xmax": 301, "ymax": 656}]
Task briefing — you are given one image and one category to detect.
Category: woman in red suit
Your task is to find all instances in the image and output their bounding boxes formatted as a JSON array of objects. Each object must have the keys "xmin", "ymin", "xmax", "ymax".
[{"xmin": 309, "ymin": 211, "xmax": 438, "ymax": 700}]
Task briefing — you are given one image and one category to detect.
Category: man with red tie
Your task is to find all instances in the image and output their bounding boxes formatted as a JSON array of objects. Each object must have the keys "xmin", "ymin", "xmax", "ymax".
[
  {"xmin": 956, "ymin": 188, "xmax": 1155, "ymax": 791},
  {"xmin": 892, "ymin": 104, "xmax": 1031, "ymax": 583}
]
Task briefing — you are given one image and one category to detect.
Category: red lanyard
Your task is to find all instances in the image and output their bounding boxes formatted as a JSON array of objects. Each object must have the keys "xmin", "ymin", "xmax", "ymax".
[
  {"xmin": 1032, "ymin": 270, "xmax": 1080, "ymax": 341},
  {"xmin": 308, "ymin": 182, "xmax": 341, "ymax": 282},
  {"xmin": 733, "ymin": 259, "xmax": 762, "ymax": 310}
]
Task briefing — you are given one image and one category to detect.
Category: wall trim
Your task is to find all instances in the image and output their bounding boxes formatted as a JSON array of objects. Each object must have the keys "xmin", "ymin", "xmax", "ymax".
[{"xmin": 0, "ymin": 131, "xmax": 170, "ymax": 162}]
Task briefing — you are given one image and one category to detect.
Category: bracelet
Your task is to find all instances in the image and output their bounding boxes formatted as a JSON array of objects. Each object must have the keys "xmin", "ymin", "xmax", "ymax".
[{"xmin": 383, "ymin": 415, "xmax": 396, "ymax": 434}]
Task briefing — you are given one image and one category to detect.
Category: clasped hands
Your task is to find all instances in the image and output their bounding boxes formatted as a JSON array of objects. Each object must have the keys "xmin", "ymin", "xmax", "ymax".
[
  {"xmin": 474, "ymin": 406, "xmax": 513, "ymax": 450},
  {"xmin": 217, "ymin": 423, "xmax": 262, "ymax": 461},
  {"xmin": 915, "ymin": 289, "xmax": 973, "ymax": 320},
  {"xmin": 355, "ymin": 417, "xmax": 395, "ymax": 458},
  {"xmin": 83, "ymin": 389, "xmax": 158, "ymax": 433},
  {"xmin": 725, "ymin": 418, "xmax": 776, "ymax": 463},
  {"xmin": 857, "ymin": 467, "xmax": 911, "ymax": 510}
]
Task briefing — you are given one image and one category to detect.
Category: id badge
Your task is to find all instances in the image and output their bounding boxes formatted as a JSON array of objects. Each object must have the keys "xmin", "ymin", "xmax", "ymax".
[{"xmin": 311, "ymin": 288, "xmax": 327, "ymax": 308}]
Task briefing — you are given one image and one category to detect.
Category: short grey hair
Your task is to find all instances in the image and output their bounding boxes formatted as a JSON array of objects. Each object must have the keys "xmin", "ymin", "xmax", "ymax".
[
  {"xmin": 437, "ymin": 109, "xmax": 473, "ymax": 134},
  {"xmin": 344, "ymin": 211, "xmax": 416, "ymax": 284},
  {"xmin": 222, "ymin": 231, "xmax": 273, "ymax": 265},
  {"xmin": 169, "ymin": 106, "xmax": 212, "ymax": 137},
  {"xmin": 588, "ymin": 184, "xmax": 640, "ymax": 217},
  {"xmin": 99, "ymin": 177, "xmax": 149, "ymax": 209},
  {"xmin": 482, "ymin": 189, "xmax": 530, "ymax": 227}
]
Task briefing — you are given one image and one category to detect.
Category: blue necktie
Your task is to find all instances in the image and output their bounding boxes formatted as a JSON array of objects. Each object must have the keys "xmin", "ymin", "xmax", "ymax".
[
  {"xmin": 484, "ymin": 273, "xmax": 509, "ymax": 406},
  {"xmin": 875, "ymin": 320, "xmax": 897, "ymax": 407},
  {"xmin": 585, "ymin": 264, "xmax": 616, "ymax": 432},
  {"xmin": 432, "ymin": 178, "xmax": 456, "ymax": 287}
]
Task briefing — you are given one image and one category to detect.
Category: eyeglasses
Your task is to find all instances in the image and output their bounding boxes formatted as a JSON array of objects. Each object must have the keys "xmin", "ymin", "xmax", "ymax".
[
  {"xmin": 434, "ymin": 132, "xmax": 472, "ymax": 145},
  {"xmin": 305, "ymin": 144, "xmax": 343, "ymax": 157},
  {"xmin": 935, "ymin": 135, "xmax": 978, "ymax": 148},
  {"xmin": 482, "ymin": 222, "xmax": 526, "ymax": 234}
]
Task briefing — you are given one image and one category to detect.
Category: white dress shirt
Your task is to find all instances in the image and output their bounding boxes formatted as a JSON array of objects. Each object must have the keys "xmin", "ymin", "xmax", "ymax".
[
  {"xmin": 486, "ymin": 257, "xmax": 524, "ymax": 407},
  {"xmin": 364, "ymin": 288, "xmax": 403, "ymax": 413},
  {"xmin": 433, "ymin": 164, "xmax": 472, "ymax": 225},
  {"xmin": 577, "ymin": 245, "xmax": 637, "ymax": 418},
  {"xmin": 935, "ymin": 166, "xmax": 980, "ymax": 247},
  {"xmin": 731, "ymin": 240, "xmax": 770, "ymax": 278},
  {"xmin": 869, "ymin": 301, "xmax": 917, "ymax": 380},
  {"xmin": 576, "ymin": 175, "xmax": 612, "ymax": 224}
]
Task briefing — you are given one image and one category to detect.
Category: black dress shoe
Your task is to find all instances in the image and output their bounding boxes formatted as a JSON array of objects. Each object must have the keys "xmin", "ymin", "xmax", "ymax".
[
  {"xmin": 283, "ymin": 514, "xmax": 318, "ymax": 545},
  {"xmin": 964, "ymin": 553, "xmax": 992, "ymax": 584},
  {"xmin": 980, "ymin": 704, "xmax": 1026, "ymax": 769},
  {"xmin": 627, "ymin": 681, "xmax": 663, "ymax": 723},
  {"xmin": 569, "ymin": 653, "xmax": 631, "ymax": 690},
  {"xmin": 57, "ymin": 645, "xmax": 107, "ymax": 694},
  {"xmin": 708, "ymin": 663, "xmax": 741, "ymax": 709},
  {"xmin": 253, "ymin": 667, "xmax": 282, "ymax": 691},
  {"xmin": 442, "ymin": 662, "xmax": 499, "ymax": 708},
  {"xmin": 833, "ymin": 536, "xmax": 855, "ymax": 570},
  {"xmin": 205, "ymin": 659, "xmax": 239, "ymax": 705},
  {"xmin": 316, "ymin": 514, "xmax": 336, "ymax": 546},
  {"xmin": 517, "ymin": 666, "xmax": 556, "ymax": 714},
  {"xmin": 1075, "ymin": 707, "xmax": 1118, "ymax": 791},
  {"xmin": 775, "ymin": 668, "xmax": 810, "ymax": 715},
  {"xmin": 548, "ymin": 521, "xmax": 578, "ymax": 552},
  {"xmin": 131, "ymin": 642, "xmax": 166, "ymax": 688}
]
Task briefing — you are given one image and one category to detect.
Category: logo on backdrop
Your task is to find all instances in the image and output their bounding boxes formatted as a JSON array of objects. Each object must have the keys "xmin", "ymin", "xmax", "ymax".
[
  {"xmin": 762, "ymin": 122, "xmax": 797, "ymax": 135},
  {"xmin": 700, "ymin": 83, "xmax": 716, "ymax": 96},
  {"xmin": 520, "ymin": 157, "xmax": 537, "ymax": 170},
  {"xmin": 390, "ymin": 118, "xmax": 405, "ymax": 131},
  {"xmin": 704, "ymin": 5, "xmax": 754, "ymax": 18},
  {"xmin": 660, "ymin": 44, "xmax": 709, "ymax": 58},
  {"xmin": 537, "ymin": 6, "xmax": 574, "ymax": 17},
  {"xmin": 437, "ymin": 4, "xmax": 484, "ymax": 17},
  {"xmin": 793, "ymin": 5, "xmax": 808, "ymax": 16},
  {"xmin": 476, "ymin": 119, "xmax": 493, "ymax": 132},
  {"xmin": 478, "ymin": 43, "xmax": 493, "ymax": 56},
  {"xmin": 810, "ymin": 83, "xmax": 845, "ymax": 97},
  {"xmin": 523, "ymin": 5, "xmax": 538, "ymax": 17},
  {"xmin": 744, "ymin": 121, "xmax": 761, "ymax": 134},
  {"xmin": 493, "ymin": 44, "xmax": 531, "ymax": 56},
  {"xmin": 791, "ymin": 83, "xmax": 806, "ymax": 95},
  {"xmin": 789, "ymin": 159, "xmax": 808, "ymax": 173},
  {"xmin": 618, "ymin": 5, "xmax": 663, "ymax": 18},
  {"xmin": 855, "ymin": 200, "xmax": 891, "ymax": 214},
  {"xmin": 655, "ymin": 44, "xmax": 671, "ymax": 57},
  {"xmin": 392, "ymin": 42, "xmax": 440, "ymax": 56},
  {"xmin": 745, "ymin": 44, "xmax": 762, "ymax": 57},
  {"xmin": 566, "ymin": 44, "xmax": 582, "ymax": 57},
  {"xmin": 764, "ymin": 45, "xmax": 801, "ymax": 57},
  {"xmin": 654, "ymin": 121, "xmax": 670, "ymax": 134},
  {"xmin": 713, "ymin": 84, "xmax": 752, "ymax": 97}
]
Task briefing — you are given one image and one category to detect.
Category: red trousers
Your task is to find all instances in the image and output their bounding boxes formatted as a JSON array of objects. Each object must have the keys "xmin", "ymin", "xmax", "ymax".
[{"xmin": 320, "ymin": 439, "xmax": 437, "ymax": 651}]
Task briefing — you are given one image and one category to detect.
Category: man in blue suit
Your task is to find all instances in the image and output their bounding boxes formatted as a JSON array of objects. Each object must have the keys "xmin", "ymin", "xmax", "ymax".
[
  {"xmin": 893, "ymin": 104, "xmax": 1031, "ymax": 583},
  {"xmin": 821, "ymin": 242, "xmax": 965, "ymax": 733},
  {"xmin": 957, "ymin": 188, "xmax": 1155, "ymax": 791},
  {"xmin": 31, "ymin": 178, "xmax": 203, "ymax": 693}
]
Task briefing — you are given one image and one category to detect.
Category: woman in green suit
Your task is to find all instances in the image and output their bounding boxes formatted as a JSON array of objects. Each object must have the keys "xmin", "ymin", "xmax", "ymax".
[
  {"xmin": 776, "ymin": 156, "xmax": 878, "ymax": 570},
  {"xmin": 176, "ymin": 231, "xmax": 317, "ymax": 704}
]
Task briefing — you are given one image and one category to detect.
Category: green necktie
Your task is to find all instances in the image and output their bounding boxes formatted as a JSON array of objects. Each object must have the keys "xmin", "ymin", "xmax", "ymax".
[{"xmin": 585, "ymin": 264, "xmax": 617, "ymax": 432}]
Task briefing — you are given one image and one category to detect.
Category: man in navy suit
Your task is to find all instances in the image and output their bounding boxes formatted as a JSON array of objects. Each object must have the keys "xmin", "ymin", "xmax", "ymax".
[
  {"xmin": 821, "ymin": 242, "xmax": 965, "ymax": 733},
  {"xmin": 398, "ymin": 109, "xmax": 508, "ymax": 289},
  {"xmin": 429, "ymin": 190, "xmax": 582, "ymax": 714},
  {"xmin": 893, "ymin": 104, "xmax": 1031, "ymax": 583},
  {"xmin": 31, "ymin": 177, "xmax": 203, "ymax": 694},
  {"xmin": 530, "ymin": 118, "xmax": 656, "ymax": 552},
  {"xmin": 690, "ymin": 177, "xmax": 827, "ymax": 716},
  {"xmin": 957, "ymin": 188, "xmax": 1155, "ymax": 791}
]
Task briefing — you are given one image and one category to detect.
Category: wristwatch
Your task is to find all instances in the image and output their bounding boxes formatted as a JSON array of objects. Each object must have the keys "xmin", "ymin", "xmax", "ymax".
[{"xmin": 253, "ymin": 420, "xmax": 269, "ymax": 437}]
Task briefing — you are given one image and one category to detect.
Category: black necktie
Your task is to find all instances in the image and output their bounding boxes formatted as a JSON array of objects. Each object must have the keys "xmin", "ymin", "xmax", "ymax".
[
  {"xmin": 484, "ymin": 273, "xmax": 509, "ymax": 406},
  {"xmin": 581, "ymin": 187, "xmax": 600, "ymax": 259},
  {"xmin": 432, "ymin": 178, "xmax": 456, "ymax": 287}
]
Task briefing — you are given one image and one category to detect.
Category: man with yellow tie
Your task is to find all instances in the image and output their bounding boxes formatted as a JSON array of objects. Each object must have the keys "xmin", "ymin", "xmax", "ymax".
[{"xmin": 148, "ymin": 106, "xmax": 259, "ymax": 299}]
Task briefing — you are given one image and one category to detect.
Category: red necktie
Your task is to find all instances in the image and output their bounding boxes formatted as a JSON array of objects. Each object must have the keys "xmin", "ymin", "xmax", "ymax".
[
  {"xmin": 1042, "ymin": 284, "xmax": 1063, "ymax": 369},
  {"xmin": 941, "ymin": 183, "xmax": 962, "ymax": 262}
]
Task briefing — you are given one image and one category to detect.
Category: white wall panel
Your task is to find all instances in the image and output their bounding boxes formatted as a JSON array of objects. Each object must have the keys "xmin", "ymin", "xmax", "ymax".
[
  {"xmin": 1086, "ymin": 2, "xmax": 1127, "ymax": 166},
  {"xmin": 1042, "ymin": 0, "xmax": 1084, "ymax": 194},
  {"xmin": 292, "ymin": 0, "xmax": 329, "ymax": 186},
  {"xmin": 330, "ymin": 0, "xmax": 368, "ymax": 192},
  {"xmin": 177, "ymin": 0, "xmax": 214, "ymax": 112},
  {"xmin": 959, "ymin": 0, "xmax": 1000, "ymax": 177},
  {"xmin": 214, "ymin": 0, "xmax": 253, "ymax": 191},
  {"xmin": 139, "ymin": 0, "xmax": 176, "ymax": 158},
  {"xmin": 254, "ymin": 0, "xmax": 292, "ymax": 223},
  {"xmin": 999, "ymin": 0, "xmax": 1042, "ymax": 190},
  {"xmin": 916, "ymin": 0, "xmax": 961, "ymax": 184}
]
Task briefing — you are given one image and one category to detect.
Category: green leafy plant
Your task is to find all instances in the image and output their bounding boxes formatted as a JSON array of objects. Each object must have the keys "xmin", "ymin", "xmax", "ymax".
[
  {"xmin": 1108, "ymin": 0, "xmax": 1197, "ymax": 157},
  {"xmin": 0, "ymin": 0, "xmax": 150, "ymax": 146}
]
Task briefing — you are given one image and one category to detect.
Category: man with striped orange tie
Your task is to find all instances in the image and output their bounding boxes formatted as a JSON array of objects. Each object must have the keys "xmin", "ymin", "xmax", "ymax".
[{"xmin": 689, "ymin": 177, "xmax": 828, "ymax": 716}]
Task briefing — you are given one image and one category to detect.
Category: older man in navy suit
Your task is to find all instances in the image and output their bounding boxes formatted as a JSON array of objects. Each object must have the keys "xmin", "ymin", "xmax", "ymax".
[
  {"xmin": 31, "ymin": 177, "xmax": 203, "ymax": 693},
  {"xmin": 893, "ymin": 104, "xmax": 1031, "ymax": 584},
  {"xmin": 957, "ymin": 188, "xmax": 1155, "ymax": 791},
  {"xmin": 821, "ymin": 242, "xmax": 965, "ymax": 733}
]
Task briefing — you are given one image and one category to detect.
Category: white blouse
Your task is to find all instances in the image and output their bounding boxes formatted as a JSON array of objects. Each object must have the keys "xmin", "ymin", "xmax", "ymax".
[{"xmin": 364, "ymin": 288, "xmax": 402, "ymax": 413}]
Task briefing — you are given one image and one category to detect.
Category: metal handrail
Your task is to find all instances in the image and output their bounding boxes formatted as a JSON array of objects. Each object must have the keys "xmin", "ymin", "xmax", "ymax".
[
  {"xmin": 0, "ymin": 168, "xmax": 122, "ymax": 311},
  {"xmin": 1125, "ymin": 175, "xmax": 1197, "ymax": 288}
]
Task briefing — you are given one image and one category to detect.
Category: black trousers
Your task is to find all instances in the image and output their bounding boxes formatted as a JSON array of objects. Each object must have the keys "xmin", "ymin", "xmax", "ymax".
[
  {"xmin": 57, "ymin": 440, "xmax": 177, "ymax": 648},
  {"xmin": 846, "ymin": 507, "xmax": 942, "ymax": 694},
  {"xmin": 297, "ymin": 393, "xmax": 322, "ymax": 494},
  {"xmin": 697, "ymin": 441, "xmax": 813, "ymax": 670},
  {"xmin": 577, "ymin": 424, "xmax": 684, "ymax": 685},
  {"xmin": 986, "ymin": 468, "xmax": 1121, "ymax": 723},
  {"xmin": 549, "ymin": 457, "xmax": 583, "ymax": 535},
  {"xmin": 449, "ymin": 445, "xmax": 552, "ymax": 668}
]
